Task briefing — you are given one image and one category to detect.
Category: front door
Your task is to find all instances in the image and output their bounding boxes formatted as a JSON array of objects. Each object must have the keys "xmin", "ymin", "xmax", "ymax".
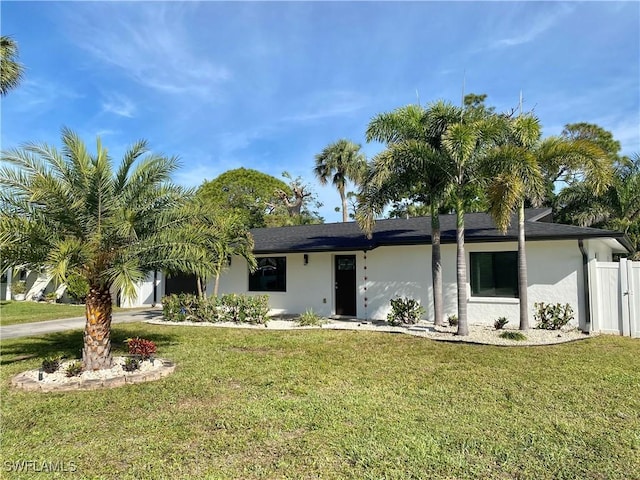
[{"xmin": 335, "ymin": 255, "xmax": 357, "ymax": 316}]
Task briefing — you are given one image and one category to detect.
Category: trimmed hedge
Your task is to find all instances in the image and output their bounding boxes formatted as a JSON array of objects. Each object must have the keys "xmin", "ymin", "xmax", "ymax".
[{"xmin": 162, "ymin": 293, "xmax": 270, "ymax": 324}]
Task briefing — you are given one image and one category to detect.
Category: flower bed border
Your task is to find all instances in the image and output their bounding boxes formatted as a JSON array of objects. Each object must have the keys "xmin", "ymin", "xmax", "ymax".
[{"xmin": 11, "ymin": 358, "xmax": 176, "ymax": 392}]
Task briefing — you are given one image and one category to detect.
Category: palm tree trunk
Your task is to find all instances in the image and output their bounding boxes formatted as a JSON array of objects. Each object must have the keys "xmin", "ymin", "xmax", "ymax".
[
  {"xmin": 82, "ymin": 286, "xmax": 113, "ymax": 370},
  {"xmin": 196, "ymin": 276, "xmax": 203, "ymax": 299},
  {"xmin": 518, "ymin": 201, "xmax": 529, "ymax": 330},
  {"xmin": 340, "ymin": 187, "xmax": 348, "ymax": 223},
  {"xmin": 213, "ymin": 273, "xmax": 220, "ymax": 297},
  {"xmin": 431, "ymin": 205, "xmax": 443, "ymax": 326},
  {"xmin": 455, "ymin": 197, "xmax": 469, "ymax": 336}
]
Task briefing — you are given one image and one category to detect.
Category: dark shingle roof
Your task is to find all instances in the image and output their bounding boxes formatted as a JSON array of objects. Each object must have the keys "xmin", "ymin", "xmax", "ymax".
[{"xmin": 250, "ymin": 208, "xmax": 631, "ymax": 254}]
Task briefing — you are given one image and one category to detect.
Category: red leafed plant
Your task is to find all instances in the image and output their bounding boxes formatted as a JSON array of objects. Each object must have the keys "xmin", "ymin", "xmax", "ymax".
[{"xmin": 126, "ymin": 337, "xmax": 157, "ymax": 360}]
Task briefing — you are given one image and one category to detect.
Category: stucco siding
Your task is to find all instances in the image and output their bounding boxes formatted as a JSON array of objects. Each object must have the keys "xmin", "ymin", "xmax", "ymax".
[{"xmin": 179, "ymin": 238, "xmax": 604, "ymax": 327}]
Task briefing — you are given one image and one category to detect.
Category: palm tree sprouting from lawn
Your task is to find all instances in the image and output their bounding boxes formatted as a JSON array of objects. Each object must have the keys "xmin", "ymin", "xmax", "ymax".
[
  {"xmin": 0, "ymin": 128, "xmax": 215, "ymax": 370},
  {"xmin": 0, "ymin": 35, "xmax": 25, "ymax": 96},
  {"xmin": 358, "ymin": 103, "xmax": 455, "ymax": 327},
  {"xmin": 484, "ymin": 114, "xmax": 613, "ymax": 330},
  {"xmin": 314, "ymin": 139, "xmax": 366, "ymax": 222}
]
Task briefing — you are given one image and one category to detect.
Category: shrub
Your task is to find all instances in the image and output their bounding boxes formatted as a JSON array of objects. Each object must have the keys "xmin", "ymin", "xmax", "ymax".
[
  {"xmin": 162, "ymin": 293, "xmax": 269, "ymax": 324},
  {"xmin": 298, "ymin": 309, "xmax": 326, "ymax": 327},
  {"xmin": 65, "ymin": 361, "xmax": 83, "ymax": 377},
  {"xmin": 126, "ymin": 337, "xmax": 157, "ymax": 360},
  {"xmin": 11, "ymin": 280, "xmax": 27, "ymax": 295},
  {"xmin": 494, "ymin": 317, "xmax": 509, "ymax": 330},
  {"xmin": 447, "ymin": 314, "xmax": 458, "ymax": 327},
  {"xmin": 44, "ymin": 291, "xmax": 58, "ymax": 303},
  {"xmin": 238, "ymin": 295, "xmax": 269, "ymax": 324},
  {"xmin": 534, "ymin": 302, "xmax": 574, "ymax": 330},
  {"xmin": 387, "ymin": 297, "xmax": 425, "ymax": 326},
  {"xmin": 66, "ymin": 274, "xmax": 89, "ymax": 303},
  {"xmin": 122, "ymin": 357, "xmax": 140, "ymax": 372},
  {"xmin": 499, "ymin": 331, "xmax": 527, "ymax": 341},
  {"xmin": 41, "ymin": 356, "xmax": 60, "ymax": 374}
]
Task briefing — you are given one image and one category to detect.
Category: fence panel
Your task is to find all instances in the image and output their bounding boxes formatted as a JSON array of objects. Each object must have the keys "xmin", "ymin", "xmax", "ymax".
[{"xmin": 592, "ymin": 260, "xmax": 640, "ymax": 337}]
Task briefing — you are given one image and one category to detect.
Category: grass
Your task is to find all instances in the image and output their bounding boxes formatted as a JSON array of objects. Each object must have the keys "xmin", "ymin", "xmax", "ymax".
[
  {"xmin": 1, "ymin": 325, "xmax": 639, "ymax": 479},
  {"xmin": 0, "ymin": 301, "xmax": 128, "ymax": 326}
]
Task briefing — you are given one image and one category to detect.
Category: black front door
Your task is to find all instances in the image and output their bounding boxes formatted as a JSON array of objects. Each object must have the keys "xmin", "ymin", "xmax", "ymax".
[{"xmin": 335, "ymin": 255, "xmax": 356, "ymax": 316}]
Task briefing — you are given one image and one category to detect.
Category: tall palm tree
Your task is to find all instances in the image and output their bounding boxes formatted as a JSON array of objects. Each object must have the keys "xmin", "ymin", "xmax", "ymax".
[
  {"xmin": 314, "ymin": 139, "xmax": 366, "ymax": 222},
  {"xmin": 359, "ymin": 103, "xmax": 454, "ymax": 327},
  {"xmin": 485, "ymin": 115, "xmax": 613, "ymax": 330},
  {"xmin": 438, "ymin": 103, "xmax": 508, "ymax": 335},
  {"xmin": 1, "ymin": 35, "xmax": 25, "ymax": 96},
  {"xmin": 0, "ymin": 128, "xmax": 214, "ymax": 370}
]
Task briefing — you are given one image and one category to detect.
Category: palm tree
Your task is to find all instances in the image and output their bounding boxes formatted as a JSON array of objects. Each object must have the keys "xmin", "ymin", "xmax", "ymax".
[
  {"xmin": 314, "ymin": 139, "xmax": 366, "ymax": 222},
  {"xmin": 0, "ymin": 128, "xmax": 214, "ymax": 370},
  {"xmin": 485, "ymin": 115, "xmax": 613, "ymax": 330},
  {"xmin": 556, "ymin": 154, "xmax": 639, "ymax": 258},
  {"xmin": 358, "ymin": 103, "xmax": 454, "ymax": 327},
  {"xmin": 1, "ymin": 35, "xmax": 25, "ymax": 96},
  {"xmin": 484, "ymin": 114, "xmax": 546, "ymax": 331},
  {"xmin": 438, "ymin": 102, "xmax": 508, "ymax": 335},
  {"xmin": 205, "ymin": 208, "xmax": 257, "ymax": 297}
]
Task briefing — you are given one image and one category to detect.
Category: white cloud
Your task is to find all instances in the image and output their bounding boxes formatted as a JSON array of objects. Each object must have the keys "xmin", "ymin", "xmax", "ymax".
[
  {"xmin": 489, "ymin": 4, "xmax": 575, "ymax": 49},
  {"xmin": 280, "ymin": 90, "xmax": 368, "ymax": 124},
  {"xmin": 102, "ymin": 93, "xmax": 136, "ymax": 118},
  {"xmin": 66, "ymin": 3, "xmax": 231, "ymax": 99},
  {"xmin": 3, "ymin": 77, "xmax": 81, "ymax": 114}
]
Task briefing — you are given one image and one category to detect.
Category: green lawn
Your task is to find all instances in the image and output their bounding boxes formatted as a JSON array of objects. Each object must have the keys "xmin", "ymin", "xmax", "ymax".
[
  {"xmin": 0, "ymin": 301, "xmax": 127, "ymax": 326},
  {"xmin": 1, "ymin": 325, "xmax": 639, "ymax": 479}
]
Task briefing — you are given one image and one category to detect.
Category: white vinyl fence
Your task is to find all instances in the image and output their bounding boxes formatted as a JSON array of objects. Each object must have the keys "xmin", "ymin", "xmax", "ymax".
[{"xmin": 589, "ymin": 258, "xmax": 639, "ymax": 337}]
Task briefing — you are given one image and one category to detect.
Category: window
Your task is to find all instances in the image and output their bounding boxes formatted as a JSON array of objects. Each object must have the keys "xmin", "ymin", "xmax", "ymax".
[
  {"xmin": 249, "ymin": 257, "xmax": 286, "ymax": 292},
  {"xmin": 470, "ymin": 252, "xmax": 518, "ymax": 298}
]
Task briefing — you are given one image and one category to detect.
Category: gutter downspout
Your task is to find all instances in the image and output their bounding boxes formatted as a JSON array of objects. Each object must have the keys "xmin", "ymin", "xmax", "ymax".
[{"xmin": 578, "ymin": 239, "xmax": 591, "ymax": 331}]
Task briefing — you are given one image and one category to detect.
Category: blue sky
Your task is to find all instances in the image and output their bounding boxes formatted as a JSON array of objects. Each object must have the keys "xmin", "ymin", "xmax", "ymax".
[{"xmin": 2, "ymin": 1, "xmax": 639, "ymax": 223}]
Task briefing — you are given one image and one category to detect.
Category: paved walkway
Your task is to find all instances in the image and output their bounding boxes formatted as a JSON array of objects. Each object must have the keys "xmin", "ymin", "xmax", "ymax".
[{"xmin": 0, "ymin": 308, "xmax": 163, "ymax": 340}]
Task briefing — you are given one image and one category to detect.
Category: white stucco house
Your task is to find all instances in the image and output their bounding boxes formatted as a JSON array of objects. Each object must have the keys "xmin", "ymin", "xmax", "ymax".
[{"xmin": 126, "ymin": 208, "xmax": 633, "ymax": 332}]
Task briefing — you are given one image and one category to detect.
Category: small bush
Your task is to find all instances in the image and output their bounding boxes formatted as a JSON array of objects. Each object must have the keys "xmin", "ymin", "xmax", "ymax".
[
  {"xmin": 298, "ymin": 309, "xmax": 326, "ymax": 327},
  {"xmin": 66, "ymin": 274, "xmax": 89, "ymax": 303},
  {"xmin": 126, "ymin": 337, "xmax": 157, "ymax": 360},
  {"xmin": 534, "ymin": 302, "xmax": 574, "ymax": 330},
  {"xmin": 44, "ymin": 291, "xmax": 57, "ymax": 303},
  {"xmin": 387, "ymin": 297, "xmax": 425, "ymax": 326},
  {"xmin": 494, "ymin": 317, "xmax": 509, "ymax": 330},
  {"xmin": 122, "ymin": 357, "xmax": 140, "ymax": 372},
  {"xmin": 41, "ymin": 357, "xmax": 61, "ymax": 374},
  {"xmin": 499, "ymin": 331, "xmax": 527, "ymax": 341},
  {"xmin": 162, "ymin": 293, "xmax": 269, "ymax": 324},
  {"xmin": 11, "ymin": 280, "xmax": 27, "ymax": 295},
  {"xmin": 65, "ymin": 361, "xmax": 83, "ymax": 377},
  {"xmin": 240, "ymin": 295, "xmax": 270, "ymax": 324},
  {"xmin": 447, "ymin": 314, "xmax": 458, "ymax": 327}
]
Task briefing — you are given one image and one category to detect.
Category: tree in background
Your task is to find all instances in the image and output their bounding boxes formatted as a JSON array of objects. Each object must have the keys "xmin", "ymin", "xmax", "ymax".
[
  {"xmin": 266, "ymin": 172, "xmax": 324, "ymax": 226},
  {"xmin": 0, "ymin": 129, "xmax": 213, "ymax": 370},
  {"xmin": 556, "ymin": 153, "xmax": 640, "ymax": 259},
  {"xmin": 0, "ymin": 35, "xmax": 24, "ymax": 96},
  {"xmin": 314, "ymin": 139, "xmax": 366, "ymax": 222},
  {"xmin": 198, "ymin": 168, "xmax": 291, "ymax": 229}
]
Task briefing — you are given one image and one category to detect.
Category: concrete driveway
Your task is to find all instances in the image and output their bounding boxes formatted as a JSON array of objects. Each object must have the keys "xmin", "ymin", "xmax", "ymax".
[{"xmin": 0, "ymin": 308, "xmax": 163, "ymax": 339}]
